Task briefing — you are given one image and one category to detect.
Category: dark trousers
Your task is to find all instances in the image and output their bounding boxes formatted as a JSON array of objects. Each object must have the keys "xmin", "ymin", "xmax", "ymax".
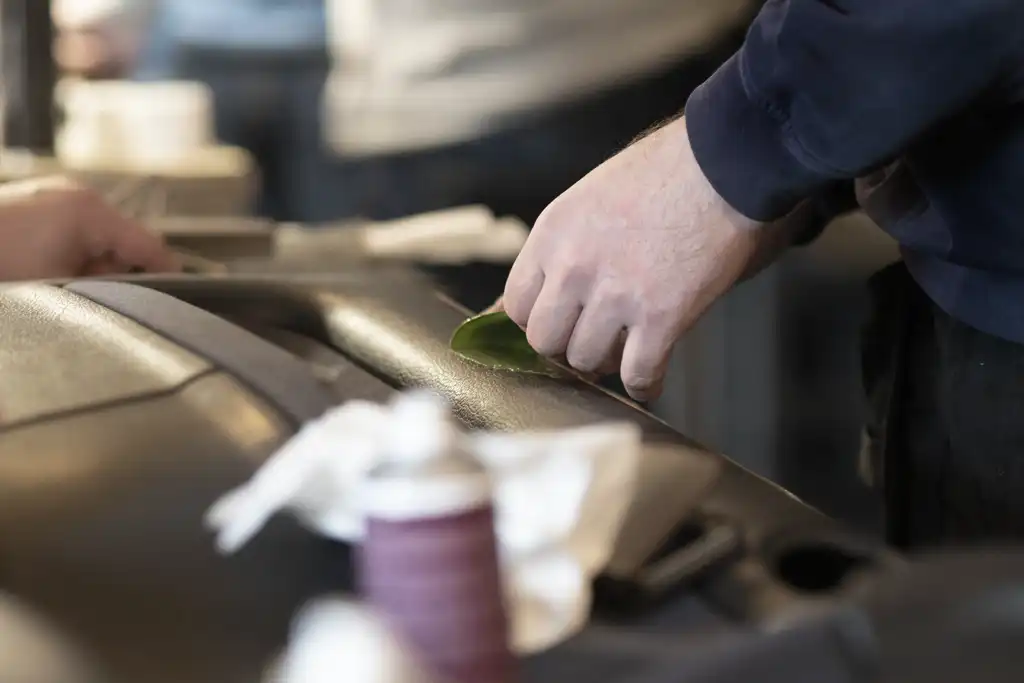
[
  {"xmin": 173, "ymin": 48, "xmax": 339, "ymax": 223},
  {"xmin": 864, "ymin": 262, "xmax": 1024, "ymax": 549}
]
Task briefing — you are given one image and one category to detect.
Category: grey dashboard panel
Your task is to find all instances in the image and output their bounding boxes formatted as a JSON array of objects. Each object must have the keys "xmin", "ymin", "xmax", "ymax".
[
  {"xmin": 0, "ymin": 280, "xmax": 406, "ymax": 683},
  {"xmin": 153, "ymin": 216, "xmax": 275, "ymax": 261},
  {"xmin": 0, "ymin": 284, "xmax": 210, "ymax": 427},
  {"xmin": 0, "ymin": 372, "xmax": 347, "ymax": 683},
  {"xmin": 66, "ymin": 281, "xmax": 336, "ymax": 425},
  {"xmin": 134, "ymin": 276, "xmax": 897, "ymax": 618},
  {"xmin": 0, "ymin": 273, "xmax": 896, "ymax": 683}
]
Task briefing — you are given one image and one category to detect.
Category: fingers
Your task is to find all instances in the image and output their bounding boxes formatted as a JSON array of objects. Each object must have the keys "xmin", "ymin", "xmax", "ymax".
[
  {"xmin": 109, "ymin": 219, "xmax": 181, "ymax": 273},
  {"xmin": 75, "ymin": 187, "xmax": 181, "ymax": 273},
  {"xmin": 565, "ymin": 303, "xmax": 626, "ymax": 374},
  {"xmin": 525, "ymin": 283, "xmax": 583, "ymax": 359},
  {"xmin": 619, "ymin": 324, "xmax": 676, "ymax": 402},
  {"xmin": 503, "ymin": 254, "xmax": 543, "ymax": 329},
  {"xmin": 81, "ymin": 255, "xmax": 124, "ymax": 277},
  {"xmin": 13, "ymin": 177, "xmax": 181, "ymax": 276}
]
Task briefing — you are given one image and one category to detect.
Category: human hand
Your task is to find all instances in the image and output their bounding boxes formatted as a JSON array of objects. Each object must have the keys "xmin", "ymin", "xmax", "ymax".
[
  {"xmin": 0, "ymin": 177, "xmax": 180, "ymax": 281},
  {"xmin": 502, "ymin": 117, "xmax": 764, "ymax": 401}
]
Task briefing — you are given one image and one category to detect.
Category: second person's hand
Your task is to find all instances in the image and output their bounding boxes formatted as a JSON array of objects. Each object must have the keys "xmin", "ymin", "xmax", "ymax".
[{"xmin": 0, "ymin": 177, "xmax": 180, "ymax": 281}]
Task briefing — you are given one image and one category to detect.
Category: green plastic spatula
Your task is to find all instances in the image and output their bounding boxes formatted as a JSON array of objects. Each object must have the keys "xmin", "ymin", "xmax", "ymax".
[{"xmin": 449, "ymin": 311, "xmax": 563, "ymax": 377}]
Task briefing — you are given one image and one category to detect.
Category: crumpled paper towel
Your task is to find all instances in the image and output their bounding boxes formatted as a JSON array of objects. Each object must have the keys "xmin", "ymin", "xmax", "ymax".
[
  {"xmin": 359, "ymin": 205, "xmax": 529, "ymax": 264},
  {"xmin": 206, "ymin": 390, "xmax": 641, "ymax": 654}
]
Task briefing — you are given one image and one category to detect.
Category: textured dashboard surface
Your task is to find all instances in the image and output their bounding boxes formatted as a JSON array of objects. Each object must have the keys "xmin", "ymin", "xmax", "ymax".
[
  {"xmin": 67, "ymin": 281, "xmax": 336, "ymax": 425},
  {"xmin": 137, "ymin": 274, "xmax": 726, "ymax": 569},
  {"xmin": 0, "ymin": 272, "xmax": 899, "ymax": 683},
  {"xmin": 0, "ymin": 284, "xmax": 210, "ymax": 427},
  {"xmin": 138, "ymin": 274, "xmax": 895, "ymax": 620},
  {"xmin": 0, "ymin": 373, "xmax": 344, "ymax": 683}
]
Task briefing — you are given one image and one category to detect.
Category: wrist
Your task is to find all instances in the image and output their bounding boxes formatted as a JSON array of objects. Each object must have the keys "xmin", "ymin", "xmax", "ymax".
[
  {"xmin": 667, "ymin": 116, "xmax": 764, "ymax": 234},
  {"xmin": 646, "ymin": 116, "xmax": 769, "ymax": 302},
  {"xmin": 684, "ymin": 53, "xmax": 830, "ymax": 223}
]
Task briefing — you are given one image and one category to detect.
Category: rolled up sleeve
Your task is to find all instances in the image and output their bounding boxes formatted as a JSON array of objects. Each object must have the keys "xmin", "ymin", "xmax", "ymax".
[{"xmin": 684, "ymin": 0, "xmax": 1021, "ymax": 222}]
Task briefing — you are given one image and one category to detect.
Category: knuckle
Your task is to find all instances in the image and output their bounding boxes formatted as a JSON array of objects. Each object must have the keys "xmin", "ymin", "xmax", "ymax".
[
  {"xmin": 551, "ymin": 260, "xmax": 593, "ymax": 293},
  {"xmin": 532, "ymin": 199, "xmax": 581, "ymax": 251},
  {"xmin": 637, "ymin": 300, "xmax": 681, "ymax": 333},
  {"xmin": 532, "ymin": 200, "xmax": 564, "ymax": 232},
  {"xmin": 594, "ymin": 280, "xmax": 633, "ymax": 316}
]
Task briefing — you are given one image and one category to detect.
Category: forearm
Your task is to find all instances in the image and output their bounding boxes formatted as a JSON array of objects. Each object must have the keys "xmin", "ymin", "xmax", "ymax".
[{"xmin": 685, "ymin": 0, "xmax": 1021, "ymax": 222}]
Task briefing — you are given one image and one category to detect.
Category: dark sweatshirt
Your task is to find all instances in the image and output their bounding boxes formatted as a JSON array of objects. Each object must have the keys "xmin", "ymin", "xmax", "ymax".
[{"xmin": 685, "ymin": 0, "xmax": 1024, "ymax": 344}]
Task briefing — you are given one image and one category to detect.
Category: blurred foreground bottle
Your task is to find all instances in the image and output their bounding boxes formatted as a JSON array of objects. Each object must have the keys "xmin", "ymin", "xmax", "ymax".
[{"xmin": 359, "ymin": 391, "xmax": 517, "ymax": 683}]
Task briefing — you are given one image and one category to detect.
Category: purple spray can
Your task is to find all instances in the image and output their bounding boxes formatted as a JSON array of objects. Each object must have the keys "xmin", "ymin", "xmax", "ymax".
[{"xmin": 358, "ymin": 392, "xmax": 517, "ymax": 683}]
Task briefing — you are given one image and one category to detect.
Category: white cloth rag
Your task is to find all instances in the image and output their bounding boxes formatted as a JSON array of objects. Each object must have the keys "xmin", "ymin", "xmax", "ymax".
[{"xmin": 206, "ymin": 390, "xmax": 641, "ymax": 654}]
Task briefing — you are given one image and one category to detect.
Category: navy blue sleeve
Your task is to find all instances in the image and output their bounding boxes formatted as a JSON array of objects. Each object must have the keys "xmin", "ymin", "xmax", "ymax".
[
  {"xmin": 794, "ymin": 181, "xmax": 858, "ymax": 245},
  {"xmin": 684, "ymin": 0, "xmax": 1022, "ymax": 222}
]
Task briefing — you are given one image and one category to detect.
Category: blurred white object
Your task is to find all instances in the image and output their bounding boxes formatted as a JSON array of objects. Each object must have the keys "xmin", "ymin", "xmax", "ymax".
[
  {"xmin": 268, "ymin": 599, "xmax": 436, "ymax": 683},
  {"xmin": 52, "ymin": 0, "xmax": 152, "ymax": 75},
  {"xmin": 323, "ymin": 0, "xmax": 756, "ymax": 156},
  {"xmin": 206, "ymin": 390, "xmax": 641, "ymax": 654},
  {"xmin": 52, "ymin": 0, "xmax": 124, "ymax": 28},
  {"xmin": 57, "ymin": 80, "xmax": 214, "ymax": 169},
  {"xmin": 360, "ymin": 205, "xmax": 529, "ymax": 264}
]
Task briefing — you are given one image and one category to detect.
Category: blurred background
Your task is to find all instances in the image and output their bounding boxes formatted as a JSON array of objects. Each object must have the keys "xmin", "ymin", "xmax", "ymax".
[{"xmin": 5, "ymin": 0, "xmax": 897, "ymax": 534}]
